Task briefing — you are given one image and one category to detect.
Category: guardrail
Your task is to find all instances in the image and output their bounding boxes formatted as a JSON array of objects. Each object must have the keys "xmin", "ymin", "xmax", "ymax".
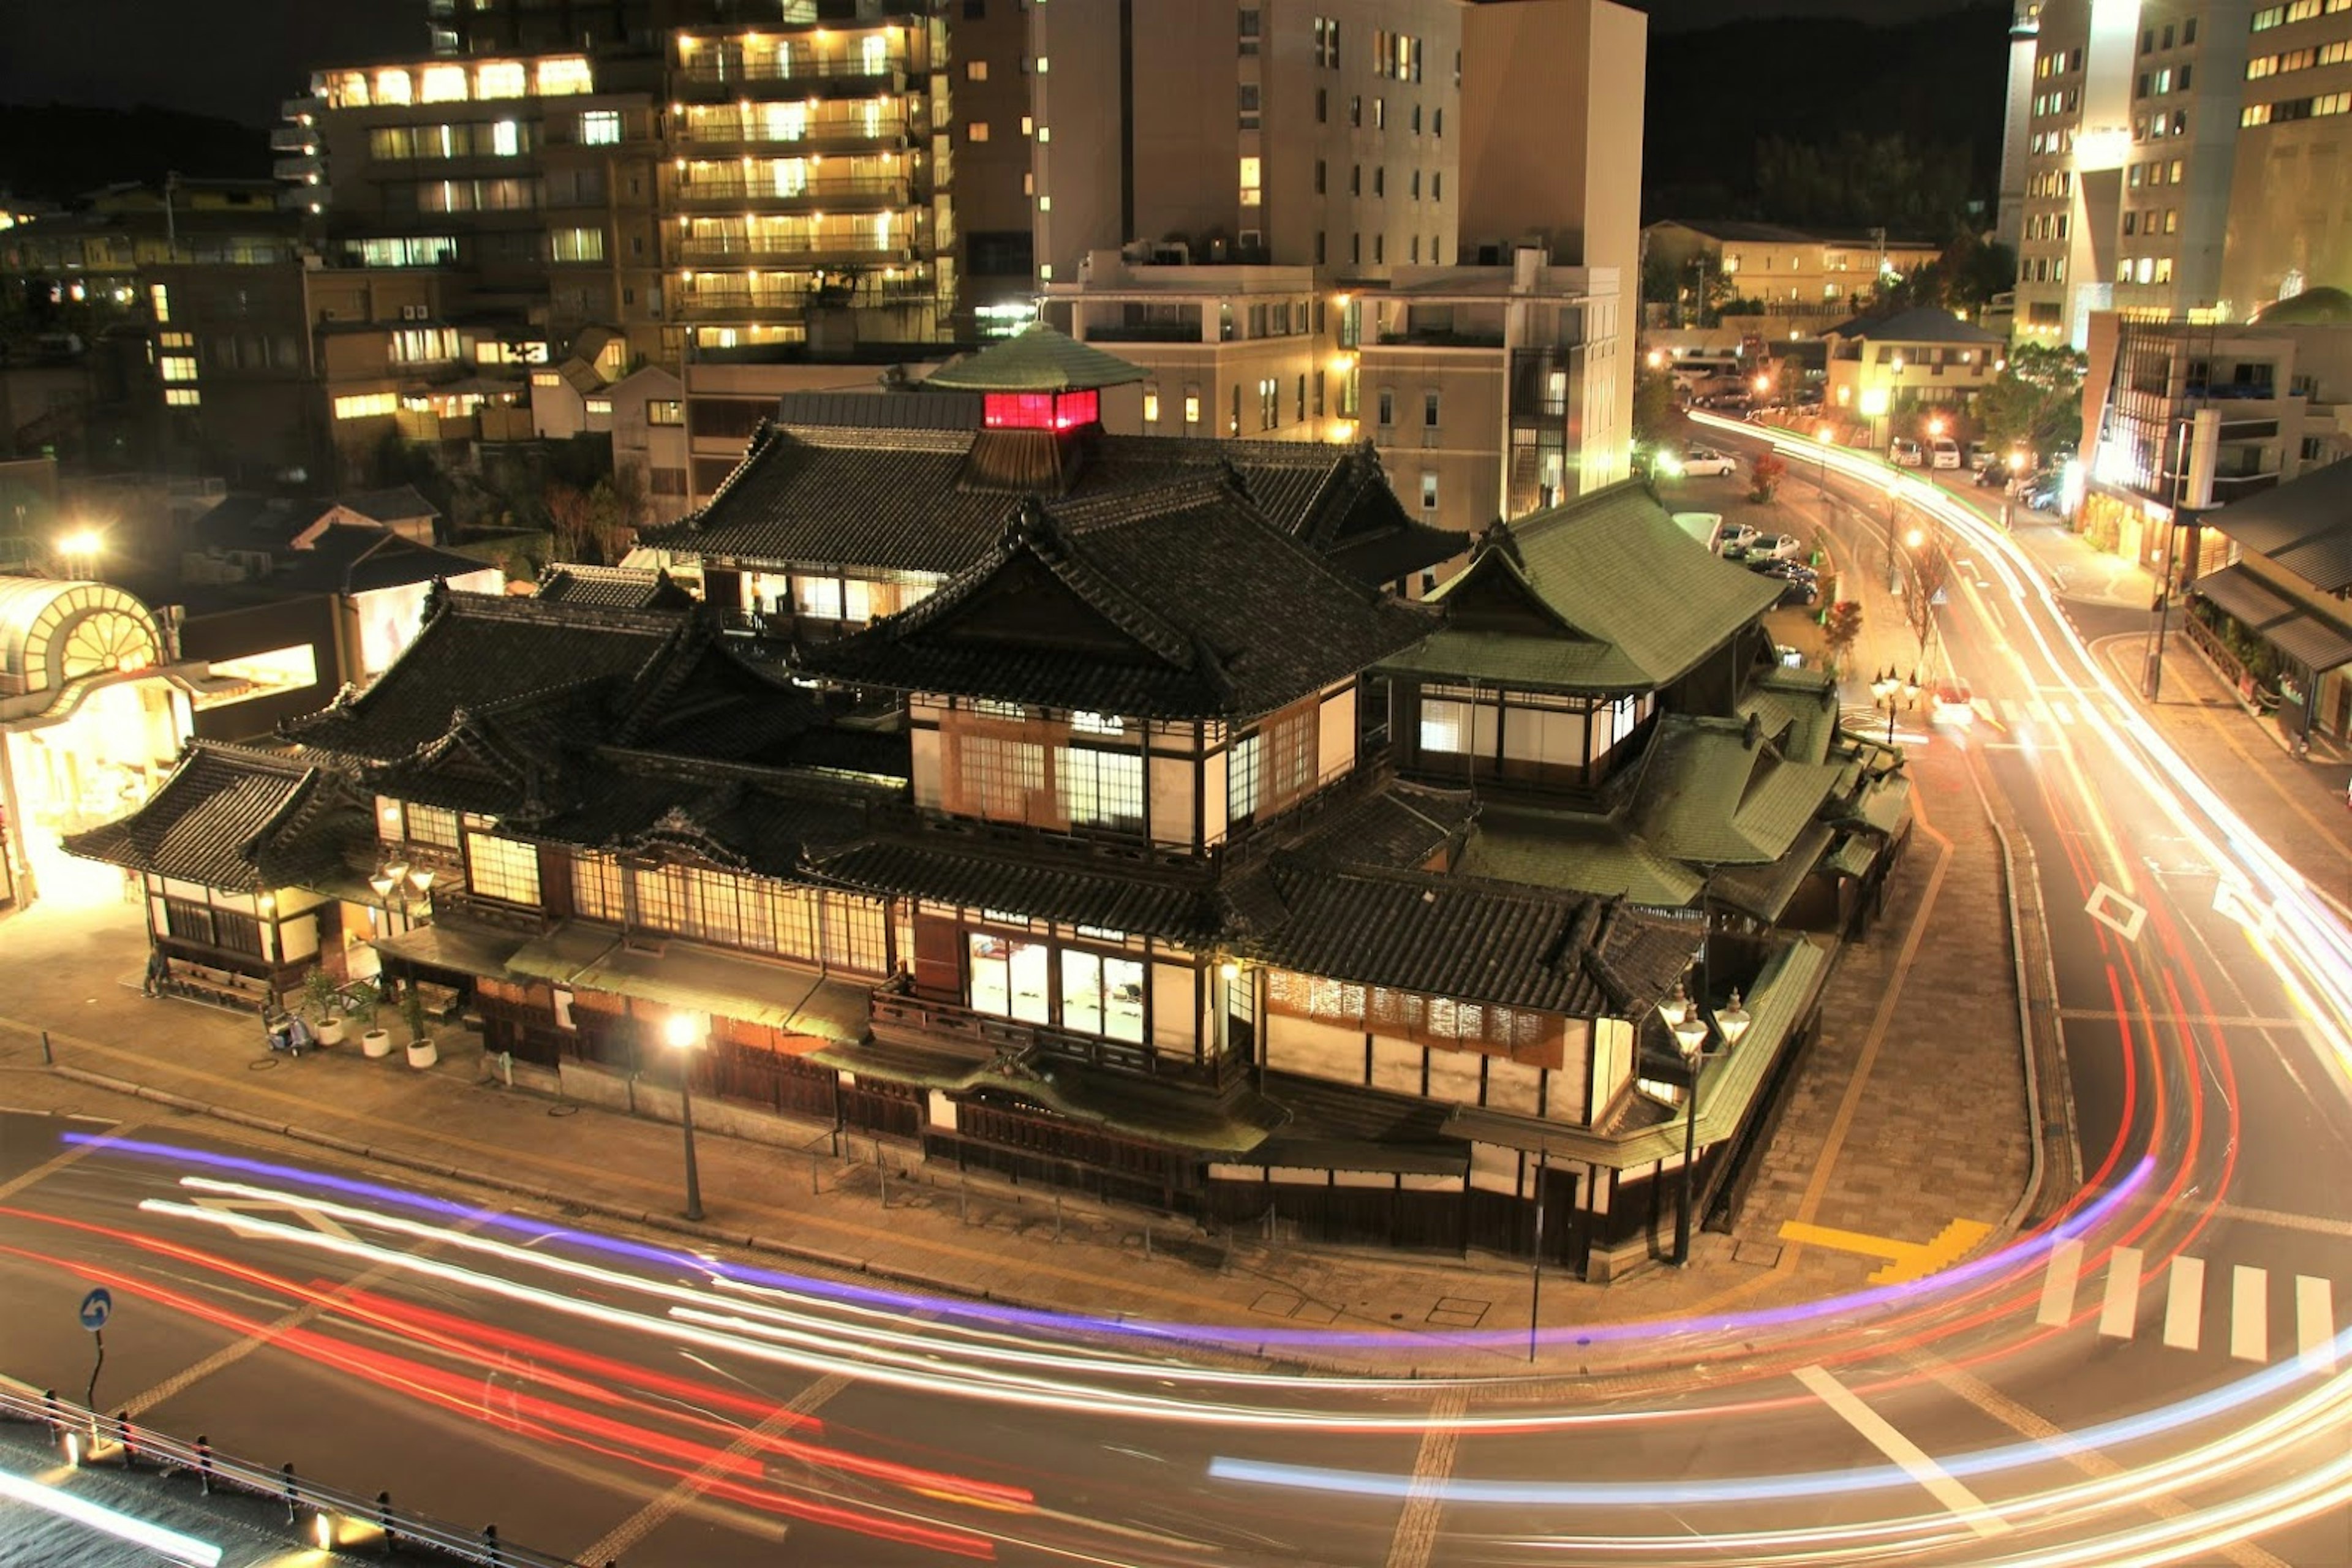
[{"xmin": 0, "ymin": 1384, "xmax": 601, "ymax": 1566}]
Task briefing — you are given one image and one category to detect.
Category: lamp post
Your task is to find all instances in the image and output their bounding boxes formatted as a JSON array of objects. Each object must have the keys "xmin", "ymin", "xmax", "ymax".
[
  {"xmin": 1871, "ymin": 667, "xmax": 1920, "ymax": 746},
  {"xmin": 664, "ymin": 1012, "xmax": 706, "ymax": 1223},
  {"xmin": 1665, "ymin": 989, "xmax": 1711, "ymax": 1267}
]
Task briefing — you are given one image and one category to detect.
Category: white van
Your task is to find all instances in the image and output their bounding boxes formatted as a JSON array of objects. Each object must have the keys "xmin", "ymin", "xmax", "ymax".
[{"xmin": 1929, "ymin": 437, "xmax": 1963, "ymax": 470}]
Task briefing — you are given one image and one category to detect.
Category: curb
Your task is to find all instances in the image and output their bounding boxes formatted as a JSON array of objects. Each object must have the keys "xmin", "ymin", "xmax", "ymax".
[{"xmin": 45, "ymin": 1062, "xmax": 1346, "ymax": 1377}]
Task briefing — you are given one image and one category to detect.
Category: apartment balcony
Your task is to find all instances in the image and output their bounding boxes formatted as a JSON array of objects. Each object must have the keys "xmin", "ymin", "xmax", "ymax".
[
  {"xmin": 669, "ymin": 118, "xmax": 910, "ymax": 155},
  {"xmin": 670, "ymin": 173, "xmax": 911, "ymax": 210},
  {"xmin": 671, "ymin": 55, "xmax": 909, "ymax": 99},
  {"xmin": 674, "ymin": 233, "xmax": 916, "ymax": 268},
  {"xmin": 280, "ymin": 95, "xmax": 323, "ymax": 120},
  {"xmin": 274, "ymin": 156, "xmax": 324, "ymax": 182},
  {"xmin": 269, "ymin": 127, "xmax": 318, "ymax": 153}
]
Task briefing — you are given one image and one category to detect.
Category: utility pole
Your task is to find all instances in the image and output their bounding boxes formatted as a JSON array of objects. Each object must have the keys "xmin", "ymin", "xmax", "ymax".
[{"xmin": 2146, "ymin": 407, "xmax": 2218, "ymax": 701}]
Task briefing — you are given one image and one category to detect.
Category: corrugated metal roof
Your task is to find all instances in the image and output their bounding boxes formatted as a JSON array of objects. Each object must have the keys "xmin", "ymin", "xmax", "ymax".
[
  {"xmin": 2193, "ymin": 564, "xmax": 2352, "ymax": 673},
  {"xmin": 2205, "ymin": 459, "xmax": 2352, "ymax": 594}
]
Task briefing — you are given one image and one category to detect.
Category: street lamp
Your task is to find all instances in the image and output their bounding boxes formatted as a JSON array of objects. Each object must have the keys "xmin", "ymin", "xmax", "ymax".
[
  {"xmin": 406, "ymin": 865, "xmax": 434, "ymax": 919},
  {"xmin": 1664, "ymin": 988, "xmax": 1711, "ymax": 1267},
  {"xmin": 1871, "ymin": 666, "xmax": 1920, "ymax": 745},
  {"xmin": 58, "ymin": 529, "xmax": 103, "ymax": 582},
  {"xmin": 664, "ymin": 1011, "xmax": 706, "ymax": 1222}
]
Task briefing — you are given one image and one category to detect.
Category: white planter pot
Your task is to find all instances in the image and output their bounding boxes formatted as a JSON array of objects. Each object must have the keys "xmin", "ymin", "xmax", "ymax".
[
  {"xmin": 361, "ymin": 1029, "xmax": 394, "ymax": 1059},
  {"xmin": 406, "ymin": 1039, "xmax": 439, "ymax": 1070},
  {"xmin": 315, "ymin": 1018, "xmax": 345, "ymax": 1047}
]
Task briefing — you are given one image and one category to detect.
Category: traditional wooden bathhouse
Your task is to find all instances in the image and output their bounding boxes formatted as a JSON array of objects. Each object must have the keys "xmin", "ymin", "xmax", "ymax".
[{"xmin": 66, "ymin": 334, "xmax": 1898, "ymax": 1278}]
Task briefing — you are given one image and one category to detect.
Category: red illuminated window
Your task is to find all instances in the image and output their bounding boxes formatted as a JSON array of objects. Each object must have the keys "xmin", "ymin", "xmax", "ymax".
[{"xmin": 982, "ymin": 388, "xmax": 1100, "ymax": 430}]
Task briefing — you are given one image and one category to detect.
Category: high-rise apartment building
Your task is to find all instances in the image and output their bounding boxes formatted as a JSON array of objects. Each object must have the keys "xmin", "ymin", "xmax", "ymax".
[
  {"xmin": 2219, "ymin": 0, "xmax": 2352, "ymax": 312},
  {"xmin": 1996, "ymin": 3, "xmax": 2046, "ymax": 254},
  {"xmin": 2008, "ymin": 0, "xmax": 2259, "ymax": 349},
  {"xmin": 285, "ymin": 6, "xmax": 967, "ymax": 365},
  {"xmin": 1030, "ymin": 0, "xmax": 1466, "ymax": 287}
]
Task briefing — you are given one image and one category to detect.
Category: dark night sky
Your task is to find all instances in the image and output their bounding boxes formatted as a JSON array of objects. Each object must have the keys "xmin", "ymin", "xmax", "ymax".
[{"xmin": 2, "ymin": 0, "xmax": 1985, "ymax": 129}]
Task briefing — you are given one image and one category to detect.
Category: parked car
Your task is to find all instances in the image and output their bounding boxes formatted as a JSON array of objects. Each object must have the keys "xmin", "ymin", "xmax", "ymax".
[
  {"xmin": 1748, "ymin": 532, "xmax": 1806, "ymax": 562},
  {"xmin": 1929, "ymin": 437, "xmax": 1964, "ymax": 470},
  {"xmin": 1967, "ymin": 441, "xmax": 1994, "ymax": 470},
  {"xmin": 2021, "ymin": 475, "xmax": 2065, "ymax": 512},
  {"xmin": 1679, "ymin": 445, "xmax": 1738, "ymax": 477},
  {"xmin": 1749, "ymin": 557, "xmax": 1819, "ymax": 582},
  {"xmin": 1931, "ymin": 677, "xmax": 1977, "ymax": 728},
  {"xmin": 1773, "ymin": 578, "xmax": 1822, "ymax": 609},
  {"xmin": 1890, "ymin": 437, "xmax": 1925, "ymax": 468},
  {"xmin": 1973, "ymin": 458, "xmax": 2009, "ymax": 489},
  {"xmin": 1716, "ymin": 523, "xmax": 1762, "ymax": 557}
]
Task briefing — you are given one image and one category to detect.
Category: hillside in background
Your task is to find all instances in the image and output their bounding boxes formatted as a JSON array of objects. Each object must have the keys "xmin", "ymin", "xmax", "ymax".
[
  {"xmin": 1642, "ymin": 2, "xmax": 2011, "ymax": 233},
  {"xmin": 0, "ymin": 104, "xmax": 268, "ymax": 205}
]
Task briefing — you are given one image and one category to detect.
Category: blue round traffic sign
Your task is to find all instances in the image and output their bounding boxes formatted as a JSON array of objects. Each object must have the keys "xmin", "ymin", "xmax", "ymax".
[{"xmin": 78, "ymin": 1287, "xmax": 111, "ymax": 1332}]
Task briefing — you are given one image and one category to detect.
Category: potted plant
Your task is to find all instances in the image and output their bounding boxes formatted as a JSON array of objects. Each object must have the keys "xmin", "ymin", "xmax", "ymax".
[
  {"xmin": 300, "ymin": 968, "xmax": 345, "ymax": 1048},
  {"xmin": 350, "ymin": 981, "xmax": 393, "ymax": 1058},
  {"xmin": 401, "ymin": 986, "xmax": 438, "ymax": 1070}
]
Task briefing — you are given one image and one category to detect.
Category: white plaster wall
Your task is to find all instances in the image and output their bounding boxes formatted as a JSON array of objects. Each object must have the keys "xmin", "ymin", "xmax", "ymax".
[
  {"xmin": 1317, "ymin": 686, "xmax": 1356, "ymax": 782},
  {"xmin": 1486, "ymin": 1058, "xmax": 1543, "ymax": 1118},
  {"xmin": 1370, "ymin": 1035, "xmax": 1421, "ymax": 1096},
  {"xmin": 1151, "ymin": 960, "xmax": 1197, "ymax": 1058},
  {"xmin": 910, "ymin": 728, "xmax": 942, "ymax": 810},
  {"xmin": 1149, "ymin": 753, "xmax": 1194, "ymax": 846},
  {"xmin": 1426, "ymin": 1046, "xmax": 1481, "ymax": 1107}
]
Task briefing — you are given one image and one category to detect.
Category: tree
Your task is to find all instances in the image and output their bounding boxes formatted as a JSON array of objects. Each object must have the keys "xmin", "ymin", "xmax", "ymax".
[
  {"xmin": 1975, "ymin": 342, "xmax": 2087, "ymax": 462},
  {"xmin": 1822, "ymin": 599, "xmax": 1864, "ymax": 677},
  {"xmin": 545, "ymin": 480, "xmax": 633, "ymax": 566},
  {"xmin": 1632, "ymin": 363, "xmax": 1678, "ymax": 456},
  {"xmin": 1749, "ymin": 451, "xmax": 1788, "ymax": 503},
  {"xmin": 1901, "ymin": 522, "xmax": 1952, "ymax": 668}
]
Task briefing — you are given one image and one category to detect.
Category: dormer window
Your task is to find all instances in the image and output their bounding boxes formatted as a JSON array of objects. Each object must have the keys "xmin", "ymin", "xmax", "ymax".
[{"xmin": 982, "ymin": 388, "xmax": 1099, "ymax": 431}]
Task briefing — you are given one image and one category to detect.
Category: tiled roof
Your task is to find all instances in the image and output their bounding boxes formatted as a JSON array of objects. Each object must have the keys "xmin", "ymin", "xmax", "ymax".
[
  {"xmin": 1458, "ymin": 805, "xmax": 1704, "ymax": 907},
  {"xmin": 1820, "ymin": 307, "xmax": 2004, "ymax": 345},
  {"xmin": 281, "ymin": 590, "xmax": 698, "ymax": 764},
  {"xmin": 1297, "ymin": 779, "xmax": 1478, "ymax": 872},
  {"xmin": 1709, "ymin": 821, "xmax": 1837, "ymax": 922},
  {"xmin": 810, "ymin": 832, "xmax": 1226, "ymax": 943},
  {"xmin": 1740, "ymin": 666, "xmax": 1842, "ymax": 765},
  {"xmin": 505, "ymin": 750, "xmax": 877, "ymax": 880},
  {"xmin": 793, "ymin": 481, "xmax": 1433, "ymax": 720},
  {"xmin": 2206, "ymin": 459, "xmax": 2352, "ymax": 594},
  {"xmin": 1632, "ymin": 715, "xmax": 1849, "ymax": 865},
  {"xmin": 276, "ymin": 527, "xmax": 494, "ymax": 597},
  {"xmin": 533, "ymin": 564, "xmax": 698, "ymax": 611},
  {"xmin": 64, "ymin": 741, "xmax": 366, "ymax": 891},
  {"xmin": 1232, "ymin": 861, "xmax": 1697, "ymax": 1016},
  {"xmin": 1381, "ymin": 481, "xmax": 1780, "ymax": 693},
  {"xmin": 641, "ymin": 421, "xmax": 1449, "ymax": 581},
  {"xmin": 773, "ymin": 388, "xmax": 984, "ymax": 429},
  {"xmin": 922, "ymin": 324, "xmax": 1148, "ymax": 392}
]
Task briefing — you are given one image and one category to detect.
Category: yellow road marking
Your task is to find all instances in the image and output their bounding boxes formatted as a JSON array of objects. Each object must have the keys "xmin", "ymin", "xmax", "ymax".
[{"xmin": 1777, "ymin": 1218, "xmax": 1992, "ymax": 1284}]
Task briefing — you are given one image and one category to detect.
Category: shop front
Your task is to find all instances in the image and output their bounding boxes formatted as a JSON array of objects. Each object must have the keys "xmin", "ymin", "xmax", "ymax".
[{"xmin": 0, "ymin": 578, "xmax": 205, "ymax": 910}]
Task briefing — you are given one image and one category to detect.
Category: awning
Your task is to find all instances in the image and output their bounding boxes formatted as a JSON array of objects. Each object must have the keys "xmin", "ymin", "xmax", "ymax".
[
  {"xmin": 372, "ymin": 919, "xmax": 527, "ymax": 981},
  {"xmin": 507, "ymin": 923, "xmax": 622, "ymax": 984},
  {"xmin": 2195, "ymin": 565, "xmax": 2352, "ymax": 674},
  {"xmin": 570, "ymin": 940, "xmax": 871, "ymax": 1042}
]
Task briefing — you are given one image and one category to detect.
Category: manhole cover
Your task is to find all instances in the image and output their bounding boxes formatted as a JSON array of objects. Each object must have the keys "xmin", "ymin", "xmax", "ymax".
[{"xmin": 1732, "ymin": 1238, "xmax": 1785, "ymax": 1268}]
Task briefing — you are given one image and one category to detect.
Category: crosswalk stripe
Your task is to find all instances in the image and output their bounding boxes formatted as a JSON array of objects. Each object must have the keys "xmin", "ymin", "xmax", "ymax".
[
  {"xmin": 2098, "ymin": 1246, "xmax": 2141, "ymax": 1338},
  {"xmin": 2051, "ymin": 701, "xmax": 2074, "ymax": 725},
  {"xmin": 2163, "ymin": 1257, "xmax": 2205, "ymax": 1350},
  {"xmin": 2298, "ymin": 1276, "xmax": 2336, "ymax": 1374},
  {"xmin": 2232, "ymin": 1266, "xmax": 2267, "ymax": 1363},
  {"xmin": 2039, "ymin": 1239, "xmax": 2082, "ymax": 1327}
]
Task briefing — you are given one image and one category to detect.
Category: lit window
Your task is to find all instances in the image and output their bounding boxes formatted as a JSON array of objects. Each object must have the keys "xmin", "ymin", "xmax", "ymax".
[
  {"xmin": 586, "ymin": 396, "xmax": 613, "ymax": 418},
  {"xmin": 535, "ymin": 57, "xmax": 592, "ymax": 96},
  {"xmin": 967, "ymin": 59, "xmax": 989, "ymax": 81},
  {"xmin": 1240, "ymin": 155, "xmax": 1262, "ymax": 206},
  {"xmin": 149, "ymin": 284, "xmax": 171, "ymax": 323},
  {"xmin": 647, "ymin": 399, "xmax": 683, "ymax": 425},
  {"xmin": 1143, "ymin": 386, "xmax": 1160, "ymax": 423},
  {"xmin": 580, "ymin": 110, "xmax": 621, "ymax": 145},
  {"xmin": 158, "ymin": 355, "xmax": 199, "ymax": 383},
  {"xmin": 374, "ymin": 70, "xmax": 413, "ymax": 106},
  {"xmin": 334, "ymin": 391, "xmax": 399, "ymax": 420},
  {"xmin": 490, "ymin": 120, "xmax": 521, "ymax": 156},
  {"xmin": 969, "ymin": 121, "xmax": 991, "ymax": 142},
  {"xmin": 420, "ymin": 64, "xmax": 470, "ymax": 102},
  {"xmin": 1020, "ymin": 115, "xmax": 1033, "ymax": 136},
  {"xmin": 472, "ymin": 61, "xmax": 524, "ymax": 99},
  {"xmin": 164, "ymin": 388, "xmax": 201, "ymax": 407}
]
